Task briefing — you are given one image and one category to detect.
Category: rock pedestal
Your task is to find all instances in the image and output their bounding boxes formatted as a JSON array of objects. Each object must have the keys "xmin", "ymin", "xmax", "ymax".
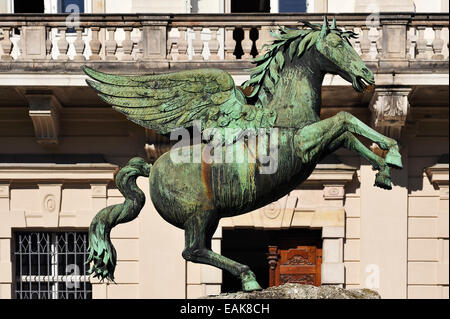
[{"xmin": 202, "ymin": 283, "xmax": 381, "ymax": 299}]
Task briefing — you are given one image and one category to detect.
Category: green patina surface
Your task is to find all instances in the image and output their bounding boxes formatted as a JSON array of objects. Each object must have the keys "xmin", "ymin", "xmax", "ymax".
[{"xmin": 84, "ymin": 18, "xmax": 403, "ymax": 292}]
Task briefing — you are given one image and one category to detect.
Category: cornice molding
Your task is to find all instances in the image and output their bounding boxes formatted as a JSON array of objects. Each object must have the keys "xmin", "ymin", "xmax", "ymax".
[
  {"xmin": 425, "ymin": 163, "xmax": 449, "ymax": 186},
  {"xmin": 0, "ymin": 163, "xmax": 118, "ymax": 182}
]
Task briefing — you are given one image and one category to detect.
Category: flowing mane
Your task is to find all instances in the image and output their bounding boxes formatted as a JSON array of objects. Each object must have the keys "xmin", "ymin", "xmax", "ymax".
[{"xmin": 242, "ymin": 20, "xmax": 358, "ymax": 108}]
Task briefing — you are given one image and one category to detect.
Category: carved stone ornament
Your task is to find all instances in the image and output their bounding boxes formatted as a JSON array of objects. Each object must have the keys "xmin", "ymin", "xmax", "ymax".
[
  {"xmin": 144, "ymin": 128, "xmax": 173, "ymax": 163},
  {"xmin": 369, "ymin": 86, "xmax": 412, "ymax": 138},
  {"xmin": 24, "ymin": 91, "xmax": 61, "ymax": 145}
]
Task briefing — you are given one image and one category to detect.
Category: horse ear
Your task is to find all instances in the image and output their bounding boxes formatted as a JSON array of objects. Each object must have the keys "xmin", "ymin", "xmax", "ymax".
[
  {"xmin": 320, "ymin": 16, "xmax": 329, "ymax": 38},
  {"xmin": 331, "ymin": 17, "xmax": 337, "ymax": 29}
]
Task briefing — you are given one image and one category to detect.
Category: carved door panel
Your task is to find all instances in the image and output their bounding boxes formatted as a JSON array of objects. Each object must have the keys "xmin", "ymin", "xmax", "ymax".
[{"xmin": 268, "ymin": 245, "xmax": 322, "ymax": 287}]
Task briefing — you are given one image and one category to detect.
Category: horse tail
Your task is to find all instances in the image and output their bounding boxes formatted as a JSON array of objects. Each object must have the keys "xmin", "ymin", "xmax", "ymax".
[{"xmin": 86, "ymin": 157, "xmax": 151, "ymax": 282}]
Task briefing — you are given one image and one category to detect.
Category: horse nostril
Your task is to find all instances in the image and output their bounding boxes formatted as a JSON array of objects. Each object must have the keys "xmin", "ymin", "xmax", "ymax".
[{"xmin": 362, "ymin": 67, "xmax": 370, "ymax": 75}]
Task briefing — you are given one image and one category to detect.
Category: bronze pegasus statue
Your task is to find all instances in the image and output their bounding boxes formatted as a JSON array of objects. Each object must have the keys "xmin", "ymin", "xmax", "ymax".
[{"xmin": 84, "ymin": 18, "xmax": 402, "ymax": 291}]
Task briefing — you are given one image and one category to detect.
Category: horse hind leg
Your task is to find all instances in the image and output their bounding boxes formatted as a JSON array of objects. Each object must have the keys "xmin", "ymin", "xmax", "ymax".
[{"xmin": 182, "ymin": 211, "xmax": 262, "ymax": 292}]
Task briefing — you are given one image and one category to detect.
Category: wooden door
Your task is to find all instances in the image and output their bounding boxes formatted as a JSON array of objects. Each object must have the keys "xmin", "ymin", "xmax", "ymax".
[{"xmin": 267, "ymin": 245, "xmax": 322, "ymax": 287}]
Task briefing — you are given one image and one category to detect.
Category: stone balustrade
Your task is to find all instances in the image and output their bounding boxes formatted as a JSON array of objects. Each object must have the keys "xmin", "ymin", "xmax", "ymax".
[{"xmin": 0, "ymin": 13, "xmax": 448, "ymax": 72}]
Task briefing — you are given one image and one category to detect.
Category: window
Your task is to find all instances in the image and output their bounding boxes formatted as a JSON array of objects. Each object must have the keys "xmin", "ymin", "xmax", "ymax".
[
  {"xmin": 13, "ymin": 0, "xmax": 44, "ymax": 13},
  {"xmin": 57, "ymin": 0, "xmax": 85, "ymax": 13},
  {"xmin": 279, "ymin": 0, "xmax": 307, "ymax": 12},
  {"xmin": 12, "ymin": 0, "xmax": 89, "ymax": 14},
  {"xmin": 14, "ymin": 231, "xmax": 92, "ymax": 299},
  {"xmin": 231, "ymin": 0, "xmax": 270, "ymax": 13}
]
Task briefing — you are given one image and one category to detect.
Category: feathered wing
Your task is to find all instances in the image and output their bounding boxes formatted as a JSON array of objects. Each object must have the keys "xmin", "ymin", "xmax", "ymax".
[{"xmin": 83, "ymin": 66, "xmax": 277, "ymax": 144}]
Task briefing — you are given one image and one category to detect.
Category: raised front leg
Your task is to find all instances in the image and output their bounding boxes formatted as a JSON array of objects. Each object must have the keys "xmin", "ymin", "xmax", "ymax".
[
  {"xmin": 335, "ymin": 112, "xmax": 402, "ymax": 168},
  {"xmin": 297, "ymin": 111, "xmax": 402, "ymax": 169},
  {"xmin": 325, "ymin": 131, "xmax": 392, "ymax": 189},
  {"xmin": 296, "ymin": 111, "xmax": 402, "ymax": 189}
]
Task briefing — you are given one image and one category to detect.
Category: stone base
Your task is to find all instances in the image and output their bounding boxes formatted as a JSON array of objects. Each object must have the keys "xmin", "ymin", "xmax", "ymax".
[{"xmin": 201, "ymin": 283, "xmax": 381, "ymax": 299}]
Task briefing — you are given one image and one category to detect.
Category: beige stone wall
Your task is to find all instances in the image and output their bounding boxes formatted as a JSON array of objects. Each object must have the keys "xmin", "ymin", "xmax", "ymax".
[
  {"xmin": 313, "ymin": 0, "xmax": 448, "ymax": 13},
  {"xmin": 0, "ymin": 166, "xmax": 186, "ymax": 299},
  {"xmin": 0, "ymin": 106, "xmax": 448, "ymax": 299},
  {"xmin": 0, "ymin": 164, "xmax": 118, "ymax": 298},
  {"xmin": 406, "ymin": 129, "xmax": 449, "ymax": 298},
  {"xmin": 0, "ymin": 0, "xmax": 8, "ymax": 14},
  {"xmin": 0, "ymin": 6, "xmax": 448, "ymax": 299},
  {"xmin": 0, "ymin": 106, "xmax": 184, "ymax": 298},
  {"xmin": 343, "ymin": 176, "xmax": 361, "ymax": 289},
  {"xmin": 0, "ymin": 122, "xmax": 448, "ymax": 299}
]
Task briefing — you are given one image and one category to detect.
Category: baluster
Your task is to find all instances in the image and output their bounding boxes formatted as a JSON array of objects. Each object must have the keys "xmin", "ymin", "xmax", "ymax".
[
  {"xmin": 17, "ymin": 27, "xmax": 24, "ymax": 60},
  {"xmin": 208, "ymin": 27, "xmax": 220, "ymax": 61},
  {"xmin": 166, "ymin": 27, "xmax": 174, "ymax": 61},
  {"xmin": 224, "ymin": 26, "xmax": 236, "ymax": 60},
  {"xmin": 241, "ymin": 27, "xmax": 253, "ymax": 60},
  {"xmin": 192, "ymin": 27, "xmax": 203, "ymax": 61},
  {"xmin": 405, "ymin": 27, "xmax": 412, "ymax": 59},
  {"xmin": 167, "ymin": 39, "xmax": 174, "ymax": 61},
  {"xmin": 73, "ymin": 27, "xmax": 85, "ymax": 61},
  {"xmin": 57, "ymin": 27, "xmax": 69, "ymax": 61},
  {"xmin": 256, "ymin": 26, "xmax": 271, "ymax": 57},
  {"xmin": 0, "ymin": 27, "xmax": 13, "ymax": 60},
  {"xmin": 89, "ymin": 27, "xmax": 101, "ymax": 60},
  {"xmin": 446, "ymin": 28, "xmax": 450, "ymax": 61},
  {"xmin": 254, "ymin": 26, "xmax": 263, "ymax": 57},
  {"xmin": 415, "ymin": 26, "xmax": 428, "ymax": 60},
  {"xmin": 136, "ymin": 27, "xmax": 143, "ymax": 60},
  {"xmin": 360, "ymin": 26, "xmax": 371, "ymax": 60},
  {"xmin": 122, "ymin": 27, "xmax": 134, "ymax": 61},
  {"xmin": 45, "ymin": 27, "xmax": 53, "ymax": 60},
  {"xmin": 431, "ymin": 26, "xmax": 444, "ymax": 60},
  {"xmin": 105, "ymin": 27, "xmax": 117, "ymax": 61},
  {"xmin": 177, "ymin": 27, "xmax": 188, "ymax": 61},
  {"xmin": 376, "ymin": 26, "xmax": 382, "ymax": 60},
  {"xmin": 167, "ymin": 27, "xmax": 177, "ymax": 61}
]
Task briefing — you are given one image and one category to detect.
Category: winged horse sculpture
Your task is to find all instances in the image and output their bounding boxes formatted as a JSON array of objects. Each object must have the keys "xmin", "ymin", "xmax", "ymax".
[{"xmin": 84, "ymin": 18, "xmax": 402, "ymax": 292}]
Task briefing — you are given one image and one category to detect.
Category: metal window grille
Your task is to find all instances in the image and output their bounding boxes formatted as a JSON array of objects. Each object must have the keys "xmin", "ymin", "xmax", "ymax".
[{"xmin": 14, "ymin": 231, "xmax": 92, "ymax": 299}]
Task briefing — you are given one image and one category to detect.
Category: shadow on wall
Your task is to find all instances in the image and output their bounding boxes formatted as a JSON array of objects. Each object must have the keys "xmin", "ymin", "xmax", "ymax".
[{"xmin": 409, "ymin": 153, "xmax": 449, "ymax": 193}]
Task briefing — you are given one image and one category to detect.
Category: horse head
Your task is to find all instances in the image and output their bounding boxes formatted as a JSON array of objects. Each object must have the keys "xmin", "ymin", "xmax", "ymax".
[{"xmin": 315, "ymin": 17, "xmax": 375, "ymax": 92}]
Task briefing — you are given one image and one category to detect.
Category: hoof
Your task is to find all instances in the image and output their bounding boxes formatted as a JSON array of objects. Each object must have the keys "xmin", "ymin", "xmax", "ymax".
[
  {"xmin": 241, "ymin": 270, "xmax": 262, "ymax": 292},
  {"xmin": 375, "ymin": 167, "xmax": 392, "ymax": 190},
  {"xmin": 385, "ymin": 144, "xmax": 403, "ymax": 169}
]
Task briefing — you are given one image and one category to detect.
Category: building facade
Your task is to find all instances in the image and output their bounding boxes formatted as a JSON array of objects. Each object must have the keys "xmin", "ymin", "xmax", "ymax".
[{"xmin": 0, "ymin": 0, "xmax": 448, "ymax": 299}]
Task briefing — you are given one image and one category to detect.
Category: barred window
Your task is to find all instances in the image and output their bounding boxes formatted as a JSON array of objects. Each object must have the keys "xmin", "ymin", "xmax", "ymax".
[{"xmin": 14, "ymin": 231, "xmax": 92, "ymax": 299}]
